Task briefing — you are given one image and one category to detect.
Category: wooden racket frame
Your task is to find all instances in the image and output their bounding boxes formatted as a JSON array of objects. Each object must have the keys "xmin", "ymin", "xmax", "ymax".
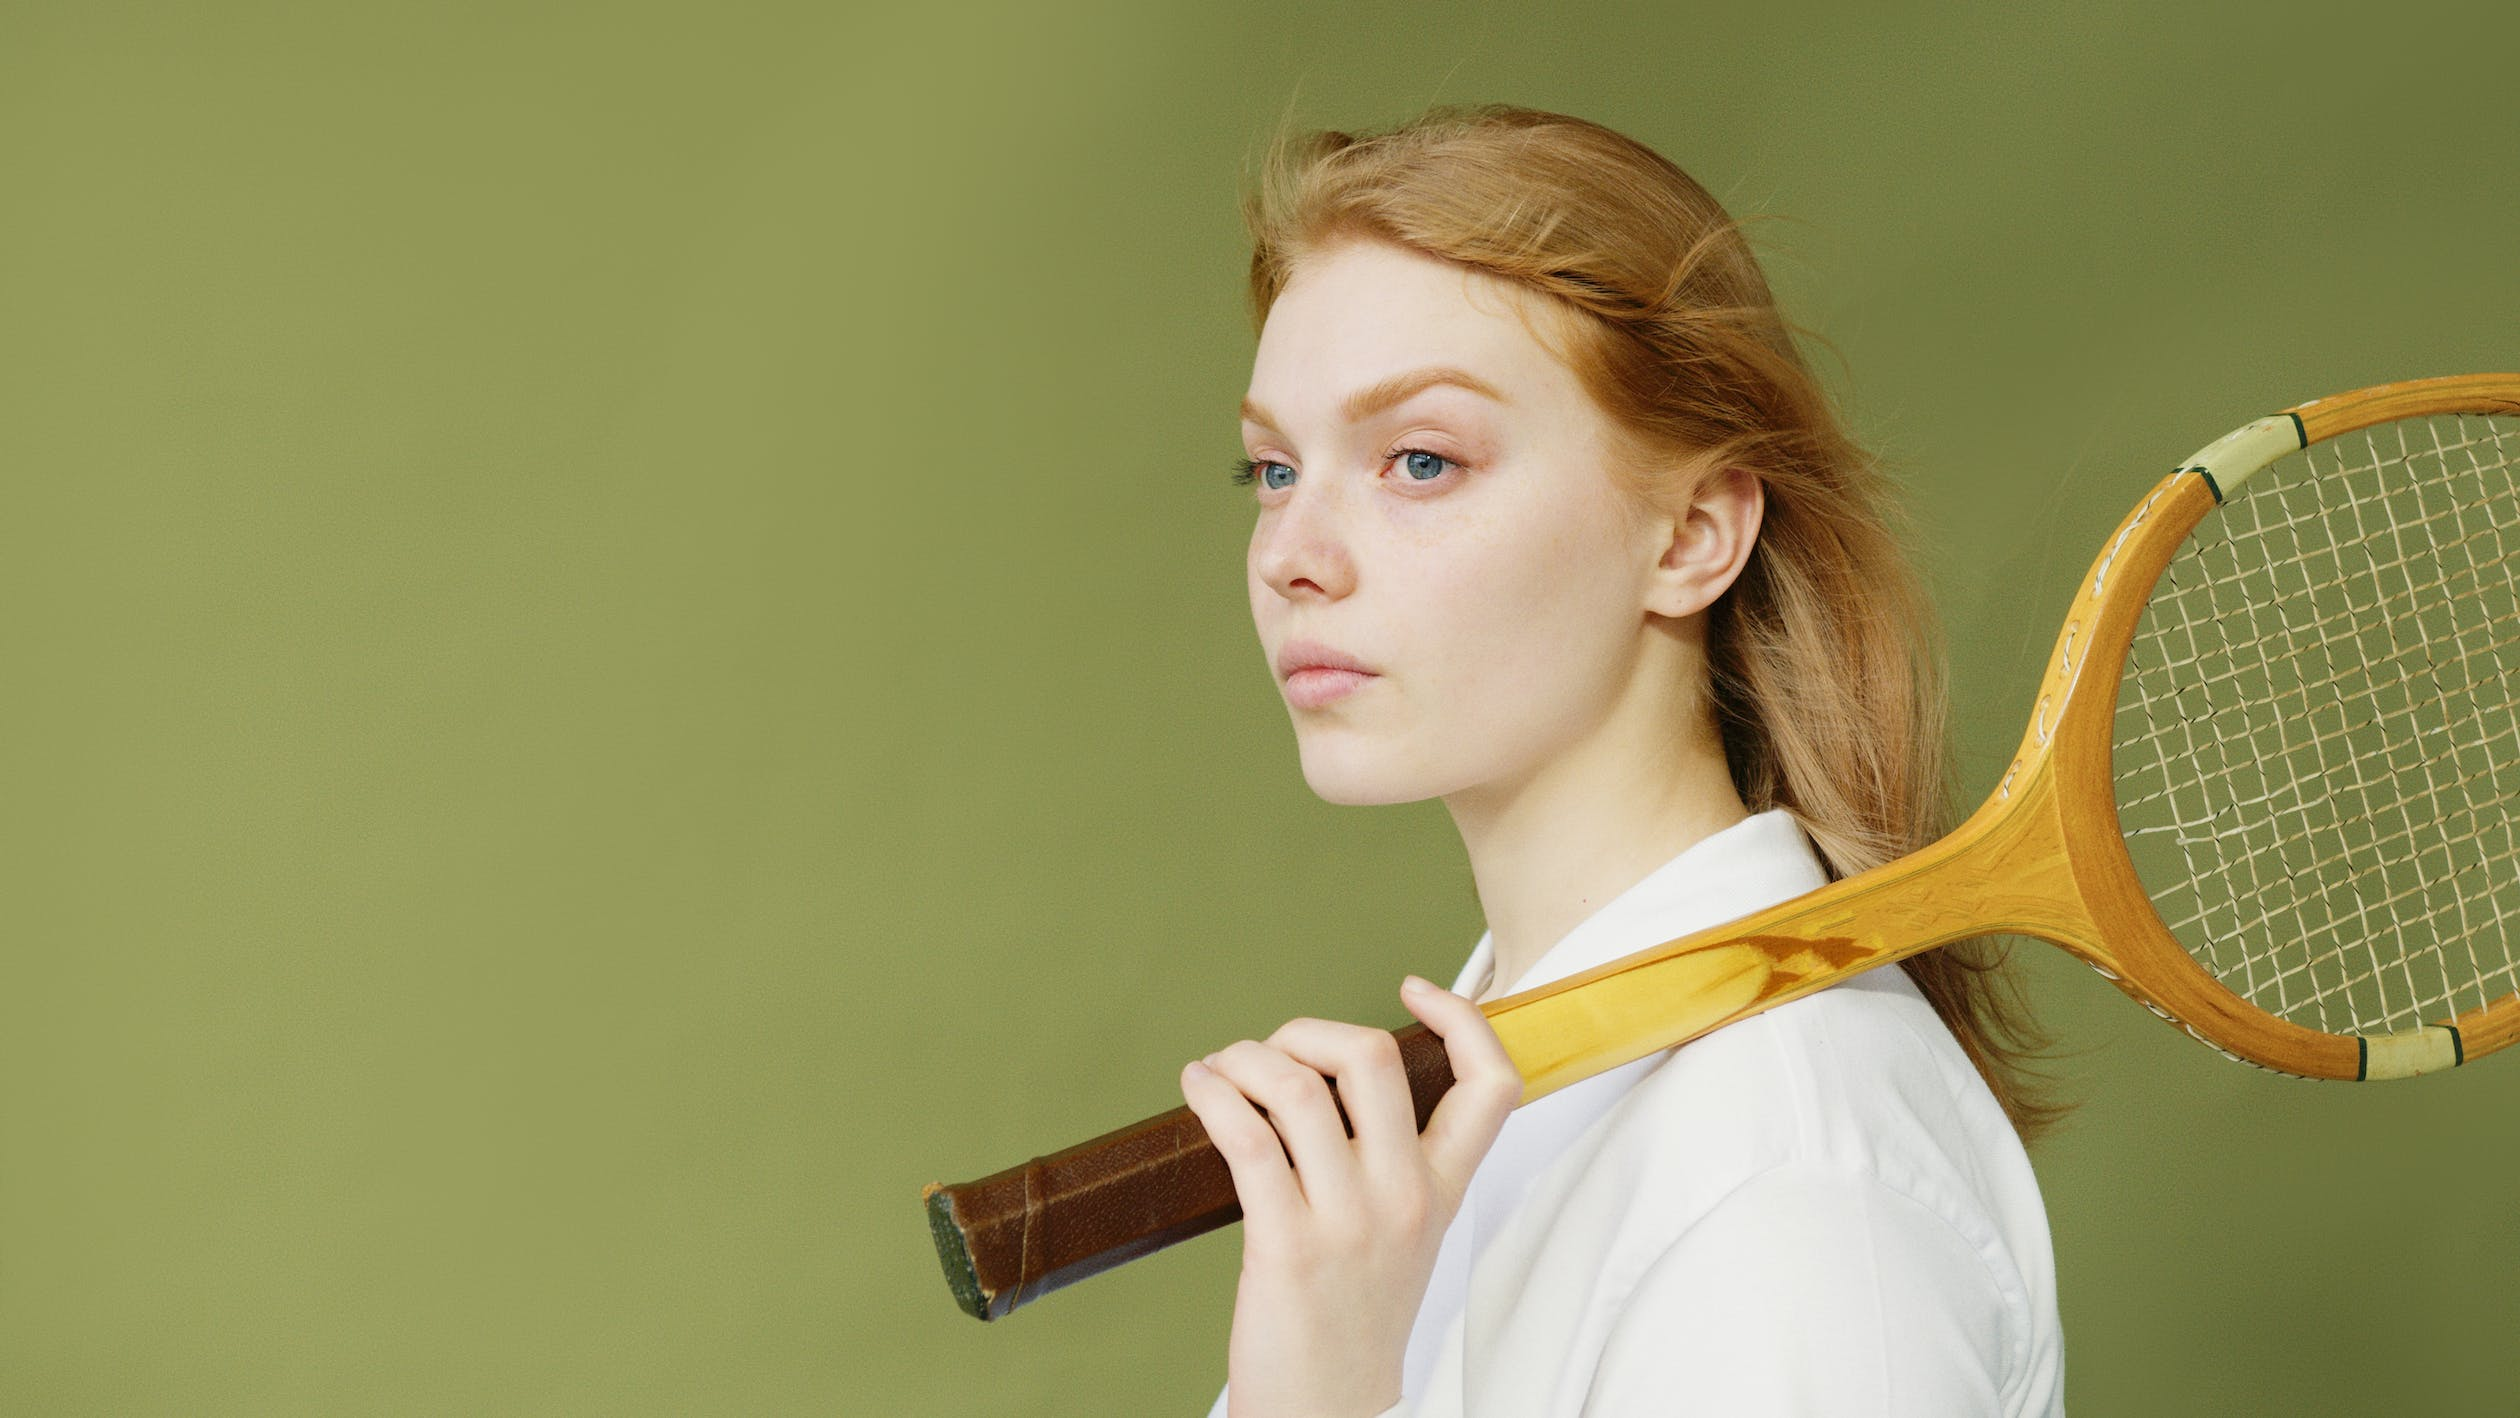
[
  {"xmin": 1483, "ymin": 372, "xmax": 2520, "ymax": 1097},
  {"xmin": 923, "ymin": 374, "xmax": 2520, "ymax": 1322}
]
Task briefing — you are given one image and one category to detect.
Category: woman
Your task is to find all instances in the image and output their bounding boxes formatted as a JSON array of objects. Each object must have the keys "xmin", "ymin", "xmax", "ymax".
[{"xmin": 1180, "ymin": 104, "xmax": 2067, "ymax": 1418}]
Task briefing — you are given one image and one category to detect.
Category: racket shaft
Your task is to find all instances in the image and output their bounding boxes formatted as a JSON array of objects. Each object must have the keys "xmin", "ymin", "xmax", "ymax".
[{"xmin": 1488, "ymin": 782, "xmax": 2079, "ymax": 1100}]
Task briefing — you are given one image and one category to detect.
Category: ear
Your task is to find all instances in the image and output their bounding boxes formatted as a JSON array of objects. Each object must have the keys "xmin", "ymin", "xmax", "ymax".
[{"xmin": 1641, "ymin": 464, "xmax": 1764, "ymax": 620}]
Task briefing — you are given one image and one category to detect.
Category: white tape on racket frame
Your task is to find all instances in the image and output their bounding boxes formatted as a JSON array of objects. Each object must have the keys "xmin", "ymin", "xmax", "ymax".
[
  {"xmin": 2358, "ymin": 1023, "xmax": 2465, "ymax": 1081},
  {"xmin": 2175, "ymin": 413, "xmax": 2306, "ymax": 499}
]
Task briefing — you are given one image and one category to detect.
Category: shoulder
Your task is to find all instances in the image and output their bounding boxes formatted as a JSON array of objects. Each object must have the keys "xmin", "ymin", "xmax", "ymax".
[
  {"xmin": 1630, "ymin": 963, "xmax": 2027, "ymax": 1178},
  {"xmin": 1575, "ymin": 1154, "xmax": 2053, "ymax": 1417},
  {"xmin": 1568, "ymin": 971, "xmax": 2064, "ymax": 1411},
  {"xmin": 1593, "ymin": 961, "xmax": 2058, "ymax": 1314}
]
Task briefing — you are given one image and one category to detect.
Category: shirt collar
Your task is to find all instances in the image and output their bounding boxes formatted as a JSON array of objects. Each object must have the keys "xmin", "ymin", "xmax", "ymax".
[{"xmin": 1449, "ymin": 808, "xmax": 1833, "ymax": 1001}]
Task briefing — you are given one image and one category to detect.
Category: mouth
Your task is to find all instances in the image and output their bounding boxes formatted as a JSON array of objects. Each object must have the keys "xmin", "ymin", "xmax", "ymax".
[
  {"xmin": 1283, "ymin": 666, "xmax": 1375, "ymax": 709},
  {"xmin": 1275, "ymin": 637, "xmax": 1378, "ymax": 681}
]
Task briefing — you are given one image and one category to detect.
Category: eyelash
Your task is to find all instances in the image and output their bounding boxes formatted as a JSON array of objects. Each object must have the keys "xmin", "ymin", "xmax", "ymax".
[{"xmin": 1228, "ymin": 446, "xmax": 1462, "ymax": 489}]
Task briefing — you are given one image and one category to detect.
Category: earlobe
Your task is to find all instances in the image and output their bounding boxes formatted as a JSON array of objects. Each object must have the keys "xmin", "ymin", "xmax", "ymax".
[{"xmin": 1646, "ymin": 465, "xmax": 1764, "ymax": 620}]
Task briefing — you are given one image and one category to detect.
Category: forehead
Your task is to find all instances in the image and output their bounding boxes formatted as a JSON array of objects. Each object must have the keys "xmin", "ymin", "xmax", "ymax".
[{"xmin": 1244, "ymin": 240, "xmax": 1580, "ymax": 422}]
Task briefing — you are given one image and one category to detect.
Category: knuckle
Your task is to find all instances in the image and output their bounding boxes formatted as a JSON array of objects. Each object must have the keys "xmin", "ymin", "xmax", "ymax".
[
  {"xmin": 1257, "ymin": 1066, "xmax": 1329, "ymax": 1113},
  {"xmin": 1215, "ymin": 1124, "xmax": 1279, "ymax": 1166},
  {"xmin": 1211, "ymin": 1040, "xmax": 1268, "ymax": 1079},
  {"xmin": 1266, "ymin": 1016, "xmax": 1321, "ymax": 1046},
  {"xmin": 1361, "ymin": 1029, "xmax": 1403, "ymax": 1068}
]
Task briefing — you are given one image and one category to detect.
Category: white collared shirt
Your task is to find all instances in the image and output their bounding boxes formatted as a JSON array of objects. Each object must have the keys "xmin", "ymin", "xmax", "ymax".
[{"xmin": 1203, "ymin": 809, "xmax": 2064, "ymax": 1417}]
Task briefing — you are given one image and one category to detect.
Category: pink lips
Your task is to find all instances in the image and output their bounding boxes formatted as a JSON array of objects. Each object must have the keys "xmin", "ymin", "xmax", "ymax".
[{"xmin": 1277, "ymin": 638, "xmax": 1379, "ymax": 709}]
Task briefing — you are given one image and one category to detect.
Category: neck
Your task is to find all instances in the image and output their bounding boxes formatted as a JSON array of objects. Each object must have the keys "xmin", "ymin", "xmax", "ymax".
[{"xmin": 1443, "ymin": 665, "xmax": 1750, "ymax": 1005}]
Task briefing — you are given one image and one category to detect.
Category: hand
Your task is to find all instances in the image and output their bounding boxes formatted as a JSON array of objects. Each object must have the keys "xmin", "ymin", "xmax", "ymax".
[{"xmin": 1179, "ymin": 975, "xmax": 1524, "ymax": 1418}]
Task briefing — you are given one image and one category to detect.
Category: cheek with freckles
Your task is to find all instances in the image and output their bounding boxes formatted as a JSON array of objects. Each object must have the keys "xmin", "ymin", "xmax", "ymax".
[
  {"xmin": 1404, "ymin": 506, "xmax": 1642, "ymax": 788},
  {"xmin": 1251, "ymin": 430, "xmax": 1651, "ymax": 806},
  {"xmin": 1284, "ymin": 482, "xmax": 1638, "ymax": 804}
]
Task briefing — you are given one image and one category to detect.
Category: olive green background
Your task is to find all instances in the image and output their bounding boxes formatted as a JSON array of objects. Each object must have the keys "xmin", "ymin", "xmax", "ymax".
[{"xmin": 5, "ymin": 2, "xmax": 2516, "ymax": 1413}]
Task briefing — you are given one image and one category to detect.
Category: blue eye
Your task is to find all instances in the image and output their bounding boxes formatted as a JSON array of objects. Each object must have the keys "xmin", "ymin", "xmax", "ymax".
[
  {"xmin": 1230, "ymin": 457, "xmax": 1296, "ymax": 490},
  {"xmin": 1228, "ymin": 448, "xmax": 1461, "ymax": 492},
  {"xmin": 1397, "ymin": 448, "xmax": 1455, "ymax": 482}
]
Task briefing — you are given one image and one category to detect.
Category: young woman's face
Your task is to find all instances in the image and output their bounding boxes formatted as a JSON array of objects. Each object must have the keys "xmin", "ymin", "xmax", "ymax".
[{"xmin": 1240, "ymin": 237, "xmax": 1673, "ymax": 806}]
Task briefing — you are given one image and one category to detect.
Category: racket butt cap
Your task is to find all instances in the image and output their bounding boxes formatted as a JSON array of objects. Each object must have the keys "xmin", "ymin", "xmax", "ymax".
[{"xmin": 923, "ymin": 1182, "xmax": 995, "ymax": 1321}]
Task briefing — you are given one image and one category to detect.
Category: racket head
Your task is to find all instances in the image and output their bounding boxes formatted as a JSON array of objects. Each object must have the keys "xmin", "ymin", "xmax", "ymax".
[{"xmin": 2007, "ymin": 374, "xmax": 2520, "ymax": 1080}]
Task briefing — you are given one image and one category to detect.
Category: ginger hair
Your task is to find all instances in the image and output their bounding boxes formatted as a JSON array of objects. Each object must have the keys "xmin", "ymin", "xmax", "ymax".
[{"xmin": 1240, "ymin": 102, "xmax": 2069, "ymax": 1143}]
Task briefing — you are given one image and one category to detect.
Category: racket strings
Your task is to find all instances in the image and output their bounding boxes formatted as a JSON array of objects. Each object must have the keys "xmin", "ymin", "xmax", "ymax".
[
  {"xmin": 2144, "ymin": 533, "xmax": 2518, "ymax": 710},
  {"xmin": 2200, "ymin": 418, "xmax": 2520, "ymax": 1030},
  {"xmin": 2113, "ymin": 413, "xmax": 2520, "ymax": 1038},
  {"xmin": 2168, "ymin": 424, "xmax": 2520, "ymax": 1032}
]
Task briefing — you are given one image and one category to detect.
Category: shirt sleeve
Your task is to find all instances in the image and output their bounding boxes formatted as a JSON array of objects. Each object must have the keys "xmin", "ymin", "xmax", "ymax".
[{"xmin": 1580, "ymin": 1161, "xmax": 2019, "ymax": 1417}]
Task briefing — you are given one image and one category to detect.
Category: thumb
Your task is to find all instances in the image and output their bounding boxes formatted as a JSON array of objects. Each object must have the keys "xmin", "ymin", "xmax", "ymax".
[{"xmin": 1399, "ymin": 976, "xmax": 1526, "ymax": 1186}]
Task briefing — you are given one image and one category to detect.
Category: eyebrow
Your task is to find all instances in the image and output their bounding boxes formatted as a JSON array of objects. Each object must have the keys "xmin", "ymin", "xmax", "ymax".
[{"xmin": 1239, "ymin": 365, "xmax": 1509, "ymax": 435}]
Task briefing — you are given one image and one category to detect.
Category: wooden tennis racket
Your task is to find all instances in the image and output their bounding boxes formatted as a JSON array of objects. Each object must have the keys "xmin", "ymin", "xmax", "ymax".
[{"xmin": 922, "ymin": 372, "xmax": 2520, "ymax": 1320}]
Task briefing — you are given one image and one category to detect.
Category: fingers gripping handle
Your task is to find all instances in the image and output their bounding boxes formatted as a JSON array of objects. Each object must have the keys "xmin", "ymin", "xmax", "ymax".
[{"xmin": 921, "ymin": 1019, "xmax": 1461, "ymax": 1320}]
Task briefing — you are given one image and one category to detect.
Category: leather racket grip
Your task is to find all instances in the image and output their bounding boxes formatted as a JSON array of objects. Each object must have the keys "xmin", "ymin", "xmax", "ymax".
[{"xmin": 921, "ymin": 1018, "xmax": 1458, "ymax": 1320}]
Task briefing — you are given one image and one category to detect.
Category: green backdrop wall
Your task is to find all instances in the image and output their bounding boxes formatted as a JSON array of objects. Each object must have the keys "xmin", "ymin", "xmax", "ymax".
[{"xmin": 5, "ymin": 2, "xmax": 2515, "ymax": 1413}]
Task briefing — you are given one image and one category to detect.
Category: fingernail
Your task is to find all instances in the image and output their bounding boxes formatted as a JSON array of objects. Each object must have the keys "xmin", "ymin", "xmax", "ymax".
[
  {"xmin": 1402, "ymin": 975, "xmax": 1432, "ymax": 994},
  {"xmin": 1184, "ymin": 1059, "xmax": 1208, "ymax": 1077}
]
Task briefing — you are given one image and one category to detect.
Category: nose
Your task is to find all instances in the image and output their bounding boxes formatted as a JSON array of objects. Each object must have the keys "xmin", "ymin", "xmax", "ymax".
[{"xmin": 1250, "ymin": 474, "xmax": 1358, "ymax": 602}]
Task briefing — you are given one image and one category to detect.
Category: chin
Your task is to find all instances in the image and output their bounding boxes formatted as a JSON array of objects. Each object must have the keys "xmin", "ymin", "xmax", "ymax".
[{"xmin": 1292, "ymin": 734, "xmax": 1449, "ymax": 806}]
